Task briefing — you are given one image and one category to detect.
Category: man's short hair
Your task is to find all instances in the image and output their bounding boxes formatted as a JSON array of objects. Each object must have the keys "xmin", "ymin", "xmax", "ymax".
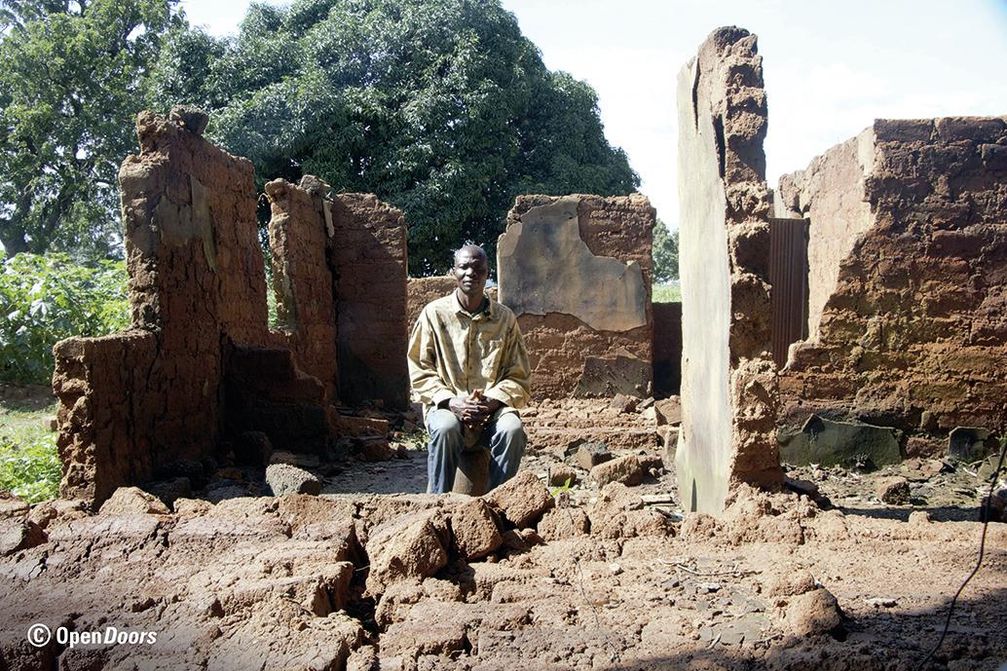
[{"xmin": 453, "ymin": 242, "xmax": 487, "ymax": 266}]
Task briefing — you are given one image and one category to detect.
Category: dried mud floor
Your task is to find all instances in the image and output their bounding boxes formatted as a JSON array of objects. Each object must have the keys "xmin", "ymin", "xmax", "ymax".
[{"xmin": 1, "ymin": 397, "xmax": 1004, "ymax": 671}]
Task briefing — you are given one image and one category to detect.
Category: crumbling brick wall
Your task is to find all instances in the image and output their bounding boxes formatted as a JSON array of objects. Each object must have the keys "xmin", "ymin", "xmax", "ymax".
[
  {"xmin": 55, "ymin": 111, "xmax": 268, "ymax": 505},
  {"xmin": 498, "ymin": 194, "xmax": 654, "ymax": 400},
  {"xmin": 675, "ymin": 27, "xmax": 782, "ymax": 514},
  {"xmin": 265, "ymin": 177, "xmax": 339, "ymax": 400},
  {"xmin": 329, "ymin": 194, "xmax": 409, "ymax": 410},
  {"xmin": 778, "ymin": 117, "xmax": 1007, "ymax": 454}
]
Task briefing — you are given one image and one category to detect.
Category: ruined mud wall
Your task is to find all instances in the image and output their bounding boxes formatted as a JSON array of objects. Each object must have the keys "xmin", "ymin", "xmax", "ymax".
[
  {"xmin": 776, "ymin": 133, "xmax": 874, "ymax": 341},
  {"xmin": 498, "ymin": 194, "xmax": 654, "ymax": 400},
  {"xmin": 329, "ymin": 195, "xmax": 409, "ymax": 409},
  {"xmin": 55, "ymin": 111, "xmax": 267, "ymax": 505},
  {"xmin": 779, "ymin": 117, "xmax": 1007, "ymax": 452},
  {"xmin": 265, "ymin": 178, "xmax": 339, "ymax": 399},
  {"xmin": 675, "ymin": 27, "xmax": 782, "ymax": 514},
  {"xmin": 407, "ymin": 276, "xmax": 456, "ymax": 332}
]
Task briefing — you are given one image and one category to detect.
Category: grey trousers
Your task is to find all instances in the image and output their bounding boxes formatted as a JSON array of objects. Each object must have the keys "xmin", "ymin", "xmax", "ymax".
[{"xmin": 425, "ymin": 408, "xmax": 526, "ymax": 494}]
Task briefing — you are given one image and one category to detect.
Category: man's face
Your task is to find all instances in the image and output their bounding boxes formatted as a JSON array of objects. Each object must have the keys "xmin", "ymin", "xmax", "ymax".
[{"xmin": 453, "ymin": 249, "xmax": 489, "ymax": 297}]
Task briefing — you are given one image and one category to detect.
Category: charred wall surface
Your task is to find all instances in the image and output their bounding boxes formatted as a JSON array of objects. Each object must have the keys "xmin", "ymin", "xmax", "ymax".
[
  {"xmin": 778, "ymin": 117, "xmax": 1007, "ymax": 453},
  {"xmin": 498, "ymin": 194, "xmax": 654, "ymax": 400},
  {"xmin": 675, "ymin": 27, "xmax": 782, "ymax": 514}
]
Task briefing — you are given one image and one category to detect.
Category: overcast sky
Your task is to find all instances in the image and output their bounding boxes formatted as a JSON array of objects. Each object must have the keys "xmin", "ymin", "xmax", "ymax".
[{"xmin": 180, "ymin": 0, "xmax": 1007, "ymax": 229}]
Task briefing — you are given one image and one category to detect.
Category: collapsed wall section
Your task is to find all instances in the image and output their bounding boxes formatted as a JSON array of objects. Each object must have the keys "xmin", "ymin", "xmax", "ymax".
[
  {"xmin": 676, "ymin": 27, "xmax": 782, "ymax": 514},
  {"xmin": 329, "ymin": 194, "xmax": 409, "ymax": 410},
  {"xmin": 498, "ymin": 194, "xmax": 654, "ymax": 400},
  {"xmin": 55, "ymin": 111, "xmax": 267, "ymax": 505},
  {"xmin": 779, "ymin": 117, "xmax": 1007, "ymax": 452}
]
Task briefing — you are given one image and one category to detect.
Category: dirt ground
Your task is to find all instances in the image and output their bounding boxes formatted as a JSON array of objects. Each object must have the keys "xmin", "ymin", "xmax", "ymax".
[{"xmin": 1, "ymin": 395, "xmax": 1005, "ymax": 670}]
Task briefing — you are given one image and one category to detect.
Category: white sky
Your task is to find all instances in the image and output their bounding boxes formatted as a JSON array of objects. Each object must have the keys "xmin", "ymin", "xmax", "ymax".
[{"xmin": 180, "ymin": 0, "xmax": 1007, "ymax": 230}]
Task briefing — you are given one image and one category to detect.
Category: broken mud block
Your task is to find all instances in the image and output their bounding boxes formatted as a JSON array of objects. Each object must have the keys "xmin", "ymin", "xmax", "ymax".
[
  {"xmin": 778, "ymin": 415, "xmax": 902, "ymax": 469},
  {"xmin": 590, "ymin": 455, "xmax": 645, "ymax": 488},
  {"xmin": 537, "ymin": 508, "xmax": 590, "ymax": 541},
  {"xmin": 654, "ymin": 396, "xmax": 682, "ymax": 426},
  {"xmin": 548, "ymin": 464, "xmax": 579, "ymax": 488},
  {"xmin": 784, "ymin": 588, "xmax": 844, "ymax": 638},
  {"xmin": 675, "ymin": 28, "xmax": 782, "ymax": 514},
  {"xmin": 778, "ymin": 116, "xmax": 1007, "ymax": 440},
  {"xmin": 573, "ymin": 442, "xmax": 612, "ymax": 471},
  {"xmin": 875, "ymin": 476, "xmax": 911, "ymax": 505},
  {"xmin": 448, "ymin": 498, "xmax": 502, "ymax": 561},
  {"xmin": 98, "ymin": 487, "xmax": 170, "ymax": 516},
  {"xmin": 609, "ymin": 393, "xmax": 640, "ymax": 413},
  {"xmin": 0, "ymin": 519, "xmax": 46, "ymax": 557},
  {"xmin": 498, "ymin": 194, "xmax": 655, "ymax": 400},
  {"xmin": 365, "ymin": 510, "xmax": 450, "ymax": 594},
  {"xmin": 590, "ymin": 483, "xmax": 673, "ymax": 539},
  {"xmin": 265, "ymin": 464, "xmax": 322, "ymax": 496},
  {"xmin": 948, "ymin": 427, "xmax": 998, "ymax": 462},
  {"xmin": 483, "ymin": 470, "xmax": 553, "ymax": 529}
]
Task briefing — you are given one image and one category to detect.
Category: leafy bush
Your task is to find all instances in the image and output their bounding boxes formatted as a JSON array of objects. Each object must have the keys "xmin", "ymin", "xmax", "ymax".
[
  {"xmin": 0, "ymin": 419, "xmax": 60, "ymax": 503},
  {"xmin": 0, "ymin": 253, "xmax": 130, "ymax": 384}
]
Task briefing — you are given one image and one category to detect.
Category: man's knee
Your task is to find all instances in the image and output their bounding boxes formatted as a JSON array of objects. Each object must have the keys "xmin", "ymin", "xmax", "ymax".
[
  {"xmin": 427, "ymin": 409, "xmax": 463, "ymax": 439},
  {"xmin": 493, "ymin": 413, "xmax": 526, "ymax": 442}
]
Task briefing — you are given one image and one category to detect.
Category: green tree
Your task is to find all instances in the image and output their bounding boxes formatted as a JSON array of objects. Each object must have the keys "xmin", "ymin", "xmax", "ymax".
[
  {"xmin": 148, "ymin": 0, "xmax": 639, "ymax": 273},
  {"xmin": 652, "ymin": 219, "xmax": 679, "ymax": 283},
  {"xmin": 0, "ymin": 0, "xmax": 181, "ymax": 258}
]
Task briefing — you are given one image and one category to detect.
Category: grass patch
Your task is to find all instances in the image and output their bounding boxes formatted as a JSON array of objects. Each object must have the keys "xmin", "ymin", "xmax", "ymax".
[
  {"xmin": 0, "ymin": 388, "xmax": 60, "ymax": 503},
  {"xmin": 652, "ymin": 282, "xmax": 681, "ymax": 303}
]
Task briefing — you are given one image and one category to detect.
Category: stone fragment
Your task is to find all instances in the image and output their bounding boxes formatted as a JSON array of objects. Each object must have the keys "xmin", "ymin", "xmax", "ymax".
[
  {"xmin": 783, "ymin": 477, "xmax": 819, "ymax": 500},
  {"xmin": 265, "ymin": 463, "xmax": 322, "ymax": 496},
  {"xmin": 574, "ymin": 442, "xmax": 612, "ymax": 471},
  {"xmin": 908, "ymin": 510, "xmax": 932, "ymax": 525},
  {"xmin": 449, "ymin": 498, "xmax": 502, "ymax": 561},
  {"xmin": 234, "ymin": 431, "xmax": 273, "ymax": 467},
  {"xmin": 537, "ymin": 508, "xmax": 590, "ymax": 541},
  {"xmin": 549, "ymin": 464, "xmax": 578, "ymax": 488},
  {"xmin": 654, "ymin": 397, "xmax": 681, "ymax": 426},
  {"xmin": 483, "ymin": 470, "xmax": 553, "ymax": 528},
  {"xmin": 366, "ymin": 510, "xmax": 450, "ymax": 594},
  {"xmin": 355, "ymin": 436, "xmax": 396, "ymax": 462},
  {"xmin": 778, "ymin": 415, "xmax": 902, "ymax": 469},
  {"xmin": 0, "ymin": 518, "xmax": 46, "ymax": 556},
  {"xmin": 875, "ymin": 476, "xmax": 910, "ymax": 505},
  {"xmin": 948, "ymin": 427, "xmax": 996, "ymax": 462},
  {"xmin": 98, "ymin": 486, "xmax": 171, "ymax": 516},
  {"xmin": 609, "ymin": 393, "xmax": 639, "ymax": 413},
  {"xmin": 591, "ymin": 455, "xmax": 644, "ymax": 488},
  {"xmin": 982, "ymin": 488, "xmax": 1006, "ymax": 523},
  {"xmin": 784, "ymin": 588, "xmax": 843, "ymax": 637}
]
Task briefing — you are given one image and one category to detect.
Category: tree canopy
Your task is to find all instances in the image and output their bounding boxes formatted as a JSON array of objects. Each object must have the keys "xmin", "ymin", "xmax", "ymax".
[
  {"xmin": 148, "ymin": 0, "xmax": 639, "ymax": 273},
  {"xmin": 652, "ymin": 219, "xmax": 679, "ymax": 283},
  {"xmin": 0, "ymin": 0, "xmax": 181, "ymax": 257}
]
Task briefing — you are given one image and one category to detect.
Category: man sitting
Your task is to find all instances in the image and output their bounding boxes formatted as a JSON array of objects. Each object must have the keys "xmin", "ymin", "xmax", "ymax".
[{"xmin": 407, "ymin": 243, "xmax": 531, "ymax": 493}]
